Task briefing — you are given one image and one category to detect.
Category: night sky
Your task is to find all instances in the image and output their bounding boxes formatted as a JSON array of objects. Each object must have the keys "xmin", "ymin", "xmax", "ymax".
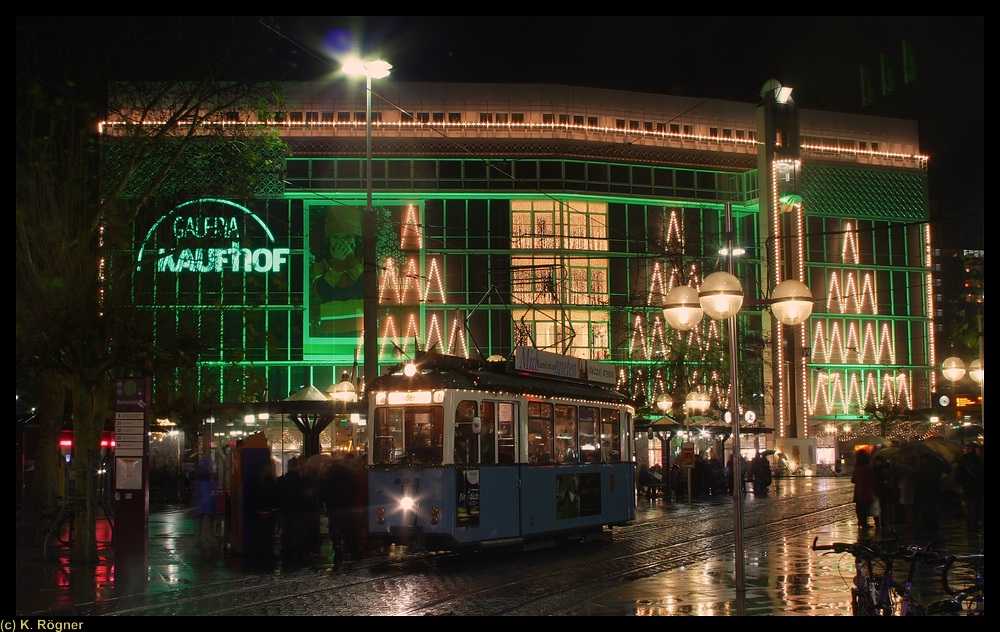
[{"xmin": 18, "ymin": 16, "xmax": 983, "ymax": 243}]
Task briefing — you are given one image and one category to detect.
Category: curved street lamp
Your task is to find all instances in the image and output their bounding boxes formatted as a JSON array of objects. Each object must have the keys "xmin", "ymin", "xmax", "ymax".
[{"xmin": 343, "ymin": 58, "xmax": 392, "ymax": 399}]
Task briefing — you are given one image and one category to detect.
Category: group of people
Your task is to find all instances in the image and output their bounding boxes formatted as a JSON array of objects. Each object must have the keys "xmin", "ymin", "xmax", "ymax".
[
  {"xmin": 637, "ymin": 452, "xmax": 774, "ymax": 499},
  {"xmin": 851, "ymin": 443, "xmax": 984, "ymax": 535},
  {"xmin": 252, "ymin": 452, "xmax": 367, "ymax": 566}
]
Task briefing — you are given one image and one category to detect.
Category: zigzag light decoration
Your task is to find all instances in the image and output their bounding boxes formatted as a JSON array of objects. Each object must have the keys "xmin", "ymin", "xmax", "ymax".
[
  {"xmin": 446, "ymin": 313, "xmax": 469, "ymax": 358},
  {"xmin": 400, "ymin": 204, "xmax": 422, "ymax": 250},
  {"xmin": 422, "ymin": 257, "xmax": 446, "ymax": 304},
  {"xmin": 379, "ymin": 315, "xmax": 400, "ymax": 359},
  {"xmin": 400, "ymin": 257, "xmax": 421, "ymax": 304},
  {"xmin": 425, "ymin": 313, "xmax": 444, "ymax": 353}
]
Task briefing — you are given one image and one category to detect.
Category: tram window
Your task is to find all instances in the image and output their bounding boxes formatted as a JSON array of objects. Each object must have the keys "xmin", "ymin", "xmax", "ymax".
[
  {"xmin": 495, "ymin": 401, "xmax": 515, "ymax": 464},
  {"xmin": 456, "ymin": 400, "xmax": 476, "ymax": 421},
  {"xmin": 373, "ymin": 408, "xmax": 405, "ymax": 465},
  {"xmin": 454, "ymin": 399, "xmax": 480, "ymax": 464},
  {"xmin": 600, "ymin": 408, "xmax": 621, "ymax": 462},
  {"xmin": 454, "ymin": 423, "xmax": 480, "ymax": 464},
  {"xmin": 553, "ymin": 404, "xmax": 578, "ymax": 463},
  {"xmin": 480, "ymin": 401, "xmax": 497, "ymax": 465},
  {"xmin": 405, "ymin": 409, "xmax": 444, "ymax": 465},
  {"xmin": 579, "ymin": 406, "xmax": 599, "ymax": 463},
  {"xmin": 527, "ymin": 401, "xmax": 554, "ymax": 464}
]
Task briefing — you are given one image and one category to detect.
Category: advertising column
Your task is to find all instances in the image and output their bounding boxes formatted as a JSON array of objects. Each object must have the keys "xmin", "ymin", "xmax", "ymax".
[{"xmin": 114, "ymin": 377, "xmax": 150, "ymax": 589}]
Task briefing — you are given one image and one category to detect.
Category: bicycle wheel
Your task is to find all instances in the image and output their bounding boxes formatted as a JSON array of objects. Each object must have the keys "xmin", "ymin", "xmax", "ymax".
[
  {"xmin": 877, "ymin": 578, "xmax": 924, "ymax": 616},
  {"xmin": 942, "ymin": 555, "xmax": 984, "ymax": 595},
  {"xmin": 942, "ymin": 555, "xmax": 984, "ymax": 615},
  {"xmin": 852, "ymin": 587, "xmax": 881, "ymax": 616}
]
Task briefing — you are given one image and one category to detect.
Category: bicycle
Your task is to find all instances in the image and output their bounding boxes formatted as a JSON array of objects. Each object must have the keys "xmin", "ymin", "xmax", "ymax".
[
  {"xmin": 927, "ymin": 553, "xmax": 984, "ymax": 615},
  {"xmin": 812, "ymin": 535, "xmax": 940, "ymax": 616}
]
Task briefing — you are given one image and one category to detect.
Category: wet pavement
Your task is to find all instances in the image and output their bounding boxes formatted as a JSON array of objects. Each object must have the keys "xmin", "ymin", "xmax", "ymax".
[{"xmin": 16, "ymin": 477, "xmax": 984, "ymax": 616}]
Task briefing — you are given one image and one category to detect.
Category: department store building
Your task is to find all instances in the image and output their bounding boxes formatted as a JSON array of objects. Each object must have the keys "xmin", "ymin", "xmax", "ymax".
[{"xmin": 107, "ymin": 79, "xmax": 936, "ymax": 468}]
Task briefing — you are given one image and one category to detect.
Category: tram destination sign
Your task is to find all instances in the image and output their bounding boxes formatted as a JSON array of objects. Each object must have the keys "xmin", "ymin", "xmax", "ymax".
[{"xmin": 513, "ymin": 347, "xmax": 616, "ymax": 385}]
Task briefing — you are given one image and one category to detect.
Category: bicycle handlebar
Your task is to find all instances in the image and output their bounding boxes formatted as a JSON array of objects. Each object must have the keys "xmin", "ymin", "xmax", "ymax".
[{"xmin": 811, "ymin": 536, "xmax": 942, "ymax": 563}]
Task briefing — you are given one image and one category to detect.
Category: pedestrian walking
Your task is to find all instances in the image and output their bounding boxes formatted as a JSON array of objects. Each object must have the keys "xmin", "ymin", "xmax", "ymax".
[
  {"xmin": 872, "ymin": 452, "xmax": 895, "ymax": 523},
  {"xmin": 893, "ymin": 459, "xmax": 916, "ymax": 527},
  {"xmin": 276, "ymin": 456, "xmax": 309, "ymax": 564},
  {"xmin": 851, "ymin": 449, "xmax": 879, "ymax": 529},
  {"xmin": 320, "ymin": 453, "xmax": 363, "ymax": 564},
  {"xmin": 954, "ymin": 444, "xmax": 984, "ymax": 531},
  {"xmin": 192, "ymin": 451, "xmax": 219, "ymax": 560}
]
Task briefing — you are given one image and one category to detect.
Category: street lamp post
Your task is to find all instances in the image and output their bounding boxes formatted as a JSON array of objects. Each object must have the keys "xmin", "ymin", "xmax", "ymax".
[
  {"xmin": 661, "ymin": 201, "xmax": 813, "ymax": 604},
  {"xmin": 942, "ymin": 350, "xmax": 984, "ymax": 429},
  {"xmin": 343, "ymin": 59, "xmax": 392, "ymax": 397}
]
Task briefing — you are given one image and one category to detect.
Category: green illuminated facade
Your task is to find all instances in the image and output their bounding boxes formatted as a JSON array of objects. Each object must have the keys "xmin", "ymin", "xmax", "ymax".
[{"xmin": 107, "ymin": 80, "xmax": 935, "ymax": 455}]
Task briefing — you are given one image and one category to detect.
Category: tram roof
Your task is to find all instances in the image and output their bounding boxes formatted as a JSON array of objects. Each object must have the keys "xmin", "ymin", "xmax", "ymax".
[{"xmin": 373, "ymin": 367, "xmax": 633, "ymax": 406}]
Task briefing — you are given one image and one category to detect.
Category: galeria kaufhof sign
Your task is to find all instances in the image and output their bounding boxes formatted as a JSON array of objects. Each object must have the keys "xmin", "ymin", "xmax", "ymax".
[{"xmin": 136, "ymin": 198, "xmax": 289, "ymax": 274}]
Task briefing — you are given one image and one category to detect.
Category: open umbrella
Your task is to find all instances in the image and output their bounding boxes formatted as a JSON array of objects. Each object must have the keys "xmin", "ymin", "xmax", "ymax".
[
  {"xmin": 847, "ymin": 435, "xmax": 890, "ymax": 450},
  {"xmin": 896, "ymin": 439, "xmax": 962, "ymax": 466}
]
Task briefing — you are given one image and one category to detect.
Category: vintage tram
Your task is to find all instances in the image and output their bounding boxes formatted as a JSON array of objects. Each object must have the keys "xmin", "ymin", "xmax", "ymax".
[{"xmin": 366, "ymin": 347, "xmax": 636, "ymax": 552}]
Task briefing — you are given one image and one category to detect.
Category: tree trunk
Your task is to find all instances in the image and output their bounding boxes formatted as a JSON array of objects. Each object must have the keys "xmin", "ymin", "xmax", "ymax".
[{"xmin": 70, "ymin": 373, "xmax": 113, "ymax": 564}]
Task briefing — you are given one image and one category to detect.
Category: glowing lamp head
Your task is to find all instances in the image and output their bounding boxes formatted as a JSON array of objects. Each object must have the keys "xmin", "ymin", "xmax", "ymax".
[
  {"xmin": 942, "ymin": 357, "xmax": 966, "ymax": 382},
  {"xmin": 699, "ymin": 271, "xmax": 744, "ymax": 320},
  {"xmin": 770, "ymin": 279, "xmax": 813, "ymax": 326},
  {"xmin": 968, "ymin": 359, "xmax": 983, "ymax": 385},
  {"xmin": 662, "ymin": 285, "xmax": 704, "ymax": 331}
]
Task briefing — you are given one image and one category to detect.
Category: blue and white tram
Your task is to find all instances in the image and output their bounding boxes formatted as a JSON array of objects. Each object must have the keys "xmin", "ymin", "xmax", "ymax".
[{"xmin": 366, "ymin": 347, "xmax": 636, "ymax": 551}]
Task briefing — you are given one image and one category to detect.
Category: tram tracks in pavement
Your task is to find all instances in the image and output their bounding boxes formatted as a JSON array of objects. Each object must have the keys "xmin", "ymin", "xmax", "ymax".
[{"xmin": 67, "ymin": 481, "xmax": 855, "ymax": 616}]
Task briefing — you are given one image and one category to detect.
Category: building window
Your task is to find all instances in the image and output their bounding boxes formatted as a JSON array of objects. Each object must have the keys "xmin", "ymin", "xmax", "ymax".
[
  {"xmin": 432, "ymin": 112, "xmax": 445, "ymax": 123},
  {"xmin": 512, "ymin": 113, "xmax": 524, "ymax": 123},
  {"xmin": 338, "ymin": 112, "xmax": 351, "ymax": 122},
  {"xmin": 629, "ymin": 120, "xmax": 639, "ymax": 130},
  {"xmin": 306, "ymin": 111, "xmax": 319, "ymax": 123},
  {"xmin": 511, "ymin": 200, "xmax": 609, "ymax": 252},
  {"xmin": 670, "ymin": 123, "xmax": 681, "ymax": 134},
  {"xmin": 448, "ymin": 112, "xmax": 462, "ymax": 123},
  {"xmin": 616, "ymin": 119, "xmax": 626, "ymax": 129},
  {"xmin": 321, "ymin": 112, "xmax": 334, "ymax": 123},
  {"xmin": 587, "ymin": 116, "xmax": 598, "ymax": 126},
  {"xmin": 644, "ymin": 121, "xmax": 653, "ymax": 131},
  {"xmin": 543, "ymin": 113, "xmax": 555, "ymax": 124},
  {"xmin": 480, "ymin": 112, "xmax": 493, "ymax": 123},
  {"xmin": 496, "ymin": 113, "xmax": 509, "ymax": 123},
  {"xmin": 289, "ymin": 112, "xmax": 303, "ymax": 122},
  {"xmin": 574, "ymin": 115, "xmax": 584, "ymax": 125},
  {"xmin": 417, "ymin": 112, "xmax": 430, "ymax": 123},
  {"xmin": 683, "ymin": 124, "xmax": 694, "ymax": 135},
  {"xmin": 559, "ymin": 114, "xmax": 570, "ymax": 125}
]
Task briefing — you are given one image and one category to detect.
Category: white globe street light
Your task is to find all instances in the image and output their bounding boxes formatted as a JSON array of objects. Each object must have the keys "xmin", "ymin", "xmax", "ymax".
[
  {"xmin": 658, "ymin": 202, "xmax": 814, "ymax": 602},
  {"xmin": 942, "ymin": 356, "xmax": 967, "ymax": 382},
  {"xmin": 662, "ymin": 285, "xmax": 703, "ymax": 331}
]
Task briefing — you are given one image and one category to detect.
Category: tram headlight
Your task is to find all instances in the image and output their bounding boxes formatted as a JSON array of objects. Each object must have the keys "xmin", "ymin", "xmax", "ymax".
[{"xmin": 400, "ymin": 495, "xmax": 415, "ymax": 511}]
